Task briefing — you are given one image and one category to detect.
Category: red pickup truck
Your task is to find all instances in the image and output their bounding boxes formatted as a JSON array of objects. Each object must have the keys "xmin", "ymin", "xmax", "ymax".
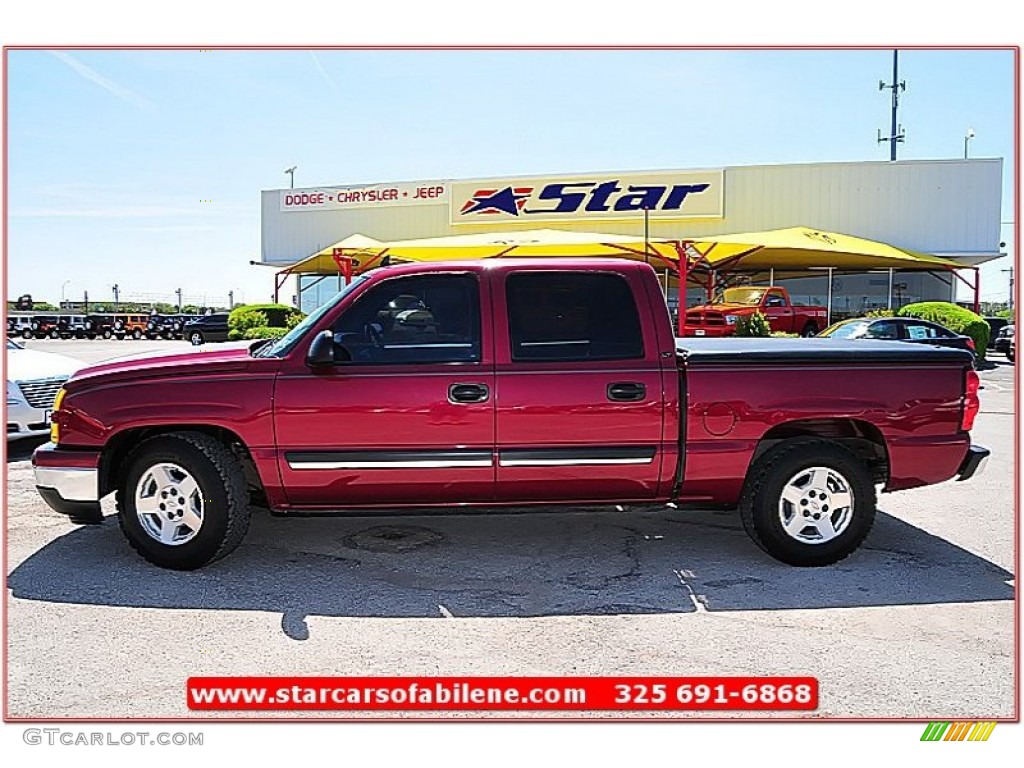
[
  {"xmin": 684, "ymin": 286, "xmax": 828, "ymax": 337},
  {"xmin": 33, "ymin": 259, "xmax": 988, "ymax": 570}
]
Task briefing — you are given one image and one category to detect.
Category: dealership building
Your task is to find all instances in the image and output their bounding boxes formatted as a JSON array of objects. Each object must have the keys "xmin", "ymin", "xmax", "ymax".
[{"xmin": 260, "ymin": 158, "xmax": 1005, "ymax": 316}]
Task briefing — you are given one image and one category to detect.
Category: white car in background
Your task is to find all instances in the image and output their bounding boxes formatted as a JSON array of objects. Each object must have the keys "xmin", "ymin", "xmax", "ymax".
[{"xmin": 5, "ymin": 340, "xmax": 84, "ymax": 440}]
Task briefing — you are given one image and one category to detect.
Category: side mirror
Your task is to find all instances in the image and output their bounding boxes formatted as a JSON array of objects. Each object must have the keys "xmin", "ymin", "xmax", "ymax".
[{"xmin": 306, "ymin": 330, "xmax": 335, "ymax": 368}]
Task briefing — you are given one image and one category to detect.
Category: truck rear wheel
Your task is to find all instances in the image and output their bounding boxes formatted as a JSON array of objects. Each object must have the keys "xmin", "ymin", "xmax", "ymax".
[
  {"xmin": 739, "ymin": 438, "xmax": 875, "ymax": 566},
  {"xmin": 116, "ymin": 432, "xmax": 250, "ymax": 570},
  {"xmin": 800, "ymin": 323, "xmax": 819, "ymax": 337}
]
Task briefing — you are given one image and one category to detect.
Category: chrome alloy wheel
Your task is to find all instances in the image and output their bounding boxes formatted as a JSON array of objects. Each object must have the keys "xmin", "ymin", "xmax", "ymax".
[
  {"xmin": 777, "ymin": 466, "xmax": 854, "ymax": 545},
  {"xmin": 134, "ymin": 462, "xmax": 205, "ymax": 546}
]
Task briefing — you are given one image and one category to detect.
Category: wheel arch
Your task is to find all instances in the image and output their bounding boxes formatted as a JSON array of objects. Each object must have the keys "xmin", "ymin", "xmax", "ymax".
[
  {"xmin": 749, "ymin": 418, "xmax": 889, "ymax": 486},
  {"xmin": 99, "ymin": 425, "xmax": 265, "ymax": 499}
]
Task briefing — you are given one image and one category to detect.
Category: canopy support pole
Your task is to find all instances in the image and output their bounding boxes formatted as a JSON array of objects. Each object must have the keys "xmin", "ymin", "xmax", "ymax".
[
  {"xmin": 274, "ymin": 268, "xmax": 293, "ymax": 304},
  {"xmin": 887, "ymin": 268, "xmax": 894, "ymax": 310},
  {"xmin": 947, "ymin": 267, "xmax": 981, "ymax": 313},
  {"xmin": 974, "ymin": 267, "xmax": 980, "ymax": 314},
  {"xmin": 769, "ymin": 267, "xmax": 775, "ymax": 286},
  {"xmin": 826, "ymin": 267, "xmax": 835, "ymax": 326}
]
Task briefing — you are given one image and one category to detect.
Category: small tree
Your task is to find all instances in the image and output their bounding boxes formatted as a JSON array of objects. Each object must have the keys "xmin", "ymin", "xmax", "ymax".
[{"xmin": 735, "ymin": 311, "xmax": 771, "ymax": 337}]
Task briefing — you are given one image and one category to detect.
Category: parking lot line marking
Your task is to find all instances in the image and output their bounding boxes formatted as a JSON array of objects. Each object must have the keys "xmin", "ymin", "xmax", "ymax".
[{"xmin": 673, "ymin": 569, "xmax": 708, "ymax": 613}]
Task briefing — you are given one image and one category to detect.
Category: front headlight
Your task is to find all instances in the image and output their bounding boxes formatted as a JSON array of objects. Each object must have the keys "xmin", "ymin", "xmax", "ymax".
[
  {"xmin": 725, "ymin": 315, "xmax": 739, "ymax": 325},
  {"xmin": 6, "ymin": 380, "xmax": 23, "ymax": 406}
]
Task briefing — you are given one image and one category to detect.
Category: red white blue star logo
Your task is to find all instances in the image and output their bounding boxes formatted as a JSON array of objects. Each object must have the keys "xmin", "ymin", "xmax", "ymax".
[{"xmin": 460, "ymin": 186, "xmax": 533, "ymax": 216}]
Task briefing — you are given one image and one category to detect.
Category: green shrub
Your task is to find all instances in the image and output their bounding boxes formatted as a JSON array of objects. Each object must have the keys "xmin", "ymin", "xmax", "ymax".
[
  {"xmin": 770, "ymin": 331, "xmax": 800, "ymax": 338},
  {"xmin": 735, "ymin": 311, "xmax": 771, "ymax": 337},
  {"xmin": 242, "ymin": 326, "xmax": 289, "ymax": 341},
  {"xmin": 865, "ymin": 309, "xmax": 895, "ymax": 318},
  {"xmin": 227, "ymin": 308, "xmax": 268, "ymax": 341},
  {"xmin": 227, "ymin": 304, "xmax": 305, "ymax": 341},
  {"xmin": 896, "ymin": 301, "xmax": 989, "ymax": 358}
]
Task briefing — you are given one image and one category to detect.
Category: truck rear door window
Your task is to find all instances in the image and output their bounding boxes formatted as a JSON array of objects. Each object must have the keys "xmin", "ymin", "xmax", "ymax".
[
  {"xmin": 506, "ymin": 272, "xmax": 644, "ymax": 362},
  {"xmin": 333, "ymin": 273, "xmax": 481, "ymax": 364}
]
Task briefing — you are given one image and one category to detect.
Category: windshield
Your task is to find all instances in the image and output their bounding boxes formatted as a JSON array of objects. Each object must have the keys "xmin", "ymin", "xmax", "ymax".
[
  {"xmin": 720, "ymin": 288, "xmax": 766, "ymax": 306},
  {"xmin": 254, "ymin": 276, "xmax": 368, "ymax": 358},
  {"xmin": 820, "ymin": 320, "xmax": 870, "ymax": 339},
  {"xmin": 7, "ymin": 339, "xmax": 23, "ymax": 350}
]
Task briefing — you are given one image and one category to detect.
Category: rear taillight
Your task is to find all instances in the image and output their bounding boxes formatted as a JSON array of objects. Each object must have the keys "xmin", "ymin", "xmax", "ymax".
[
  {"xmin": 966, "ymin": 337, "xmax": 976, "ymax": 351},
  {"xmin": 961, "ymin": 369, "xmax": 980, "ymax": 432}
]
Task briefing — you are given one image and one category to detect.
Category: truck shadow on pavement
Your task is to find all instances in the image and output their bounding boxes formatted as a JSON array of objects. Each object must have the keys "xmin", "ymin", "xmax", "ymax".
[{"xmin": 8, "ymin": 505, "xmax": 1014, "ymax": 641}]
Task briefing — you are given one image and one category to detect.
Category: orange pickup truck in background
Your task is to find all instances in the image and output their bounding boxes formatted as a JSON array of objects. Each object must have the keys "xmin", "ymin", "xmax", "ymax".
[{"xmin": 683, "ymin": 286, "xmax": 829, "ymax": 337}]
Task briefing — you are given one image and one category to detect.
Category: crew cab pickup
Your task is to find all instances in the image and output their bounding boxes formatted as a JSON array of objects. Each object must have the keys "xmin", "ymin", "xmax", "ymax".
[
  {"xmin": 684, "ymin": 286, "xmax": 828, "ymax": 337},
  {"xmin": 33, "ymin": 259, "xmax": 988, "ymax": 570}
]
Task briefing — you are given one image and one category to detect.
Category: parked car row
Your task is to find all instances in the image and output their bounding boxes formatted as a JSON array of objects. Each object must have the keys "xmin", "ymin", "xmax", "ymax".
[{"xmin": 5, "ymin": 312, "xmax": 223, "ymax": 340}]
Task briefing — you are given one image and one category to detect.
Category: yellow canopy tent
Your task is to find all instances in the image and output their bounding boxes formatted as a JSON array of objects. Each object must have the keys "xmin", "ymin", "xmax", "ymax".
[
  {"xmin": 682, "ymin": 226, "xmax": 977, "ymax": 313},
  {"xmin": 287, "ymin": 228, "xmax": 684, "ymax": 273},
  {"xmin": 276, "ymin": 229, "xmax": 688, "ymax": 302},
  {"xmin": 685, "ymin": 226, "xmax": 958, "ymax": 271}
]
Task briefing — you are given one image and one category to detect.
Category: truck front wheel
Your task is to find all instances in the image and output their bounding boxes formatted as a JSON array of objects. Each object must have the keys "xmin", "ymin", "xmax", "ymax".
[
  {"xmin": 116, "ymin": 432, "xmax": 250, "ymax": 570},
  {"xmin": 739, "ymin": 438, "xmax": 876, "ymax": 566}
]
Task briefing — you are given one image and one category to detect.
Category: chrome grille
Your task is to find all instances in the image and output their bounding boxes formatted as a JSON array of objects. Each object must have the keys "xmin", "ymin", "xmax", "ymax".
[{"xmin": 17, "ymin": 376, "xmax": 68, "ymax": 409}]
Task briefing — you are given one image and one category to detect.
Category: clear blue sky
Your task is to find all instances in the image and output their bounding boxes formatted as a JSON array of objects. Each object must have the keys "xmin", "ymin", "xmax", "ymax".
[{"xmin": 6, "ymin": 48, "xmax": 1016, "ymax": 307}]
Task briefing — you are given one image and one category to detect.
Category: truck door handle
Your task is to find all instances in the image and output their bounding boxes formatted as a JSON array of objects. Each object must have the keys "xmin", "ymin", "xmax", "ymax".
[
  {"xmin": 607, "ymin": 382, "xmax": 646, "ymax": 402},
  {"xmin": 448, "ymin": 383, "xmax": 490, "ymax": 404}
]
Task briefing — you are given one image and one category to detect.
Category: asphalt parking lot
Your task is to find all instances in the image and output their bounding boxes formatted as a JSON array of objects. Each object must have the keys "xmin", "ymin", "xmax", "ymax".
[{"xmin": 4, "ymin": 339, "xmax": 1016, "ymax": 719}]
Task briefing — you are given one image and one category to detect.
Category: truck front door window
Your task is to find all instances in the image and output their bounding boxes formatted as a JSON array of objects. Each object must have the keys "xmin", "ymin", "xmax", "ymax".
[{"xmin": 333, "ymin": 274, "xmax": 481, "ymax": 364}]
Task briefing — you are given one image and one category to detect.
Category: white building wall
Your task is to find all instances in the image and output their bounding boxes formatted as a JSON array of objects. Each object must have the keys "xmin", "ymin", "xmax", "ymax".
[{"xmin": 261, "ymin": 158, "xmax": 1004, "ymax": 267}]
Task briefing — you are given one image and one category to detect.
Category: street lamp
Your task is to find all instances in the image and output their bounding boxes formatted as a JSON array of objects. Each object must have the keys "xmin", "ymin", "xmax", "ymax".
[
  {"xmin": 284, "ymin": 166, "xmax": 297, "ymax": 189},
  {"xmin": 61, "ymin": 280, "xmax": 71, "ymax": 305},
  {"xmin": 964, "ymin": 128, "xmax": 975, "ymax": 159}
]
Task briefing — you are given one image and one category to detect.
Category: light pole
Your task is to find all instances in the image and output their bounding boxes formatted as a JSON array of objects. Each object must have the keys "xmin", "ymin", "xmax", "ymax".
[
  {"xmin": 175, "ymin": 288, "xmax": 183, "ymax": 313},
  {"xmin": 112, "ymin": 284, "xmax": 120, "ymax": 312},
  {"xmin": 964, "ymin": 128, "xmax": 975, "ymax": 159},
  {"xmin": 284, "ymin": 166, "xmax": 297, "ymax": 189},
  {"xmin": 61, "ymin": 280, "xmax": 71, "ymax": 306}
]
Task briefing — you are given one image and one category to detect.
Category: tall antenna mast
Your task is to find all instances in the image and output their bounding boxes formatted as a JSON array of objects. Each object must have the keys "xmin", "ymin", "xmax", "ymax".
[{"xmin": 877, "ymin": 49, "xmax": 907, "ymax": 161}]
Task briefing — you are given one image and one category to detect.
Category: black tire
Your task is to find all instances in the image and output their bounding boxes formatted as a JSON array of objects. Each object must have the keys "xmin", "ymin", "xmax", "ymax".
[
  {"xmin": 190, "ymin": 331, "xmax": 204, "ymax": 345},
  {"xmin": 800, "ymin": 323, "xmax": 819, "ymax": 337},
  {"xmin": 739, "ymin": 438, "xmax": 876, "ymax": 567},
  {"xmin": 116, "ymin": 432, "xmax": 250, "ymax": 570},
  {"xmin": 103, "ymin": 329, "xmax": 112, "ymax": 339},
  {"xmin": 132, "ymin": 329, "xmax": 143, "ymax": 340},
  {"xmin": 49, "ymin": 329, "xmax": 60, "ymax": 339},
  {"xmin": 21, "ymin": 329, "xmax": 32, "ymax": 339}
]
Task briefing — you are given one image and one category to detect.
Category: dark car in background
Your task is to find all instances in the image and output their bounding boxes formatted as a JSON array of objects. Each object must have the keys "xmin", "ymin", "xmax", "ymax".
[
  {"xmin": 28, "ymin": 315, "xmax": 61, "ymax": 339},
  {"xmin": 86, "ymin": 314, "xmax": 119, "ymax": 339},
  {"xmin": 994, "ymin": 324, "xmax": 1014, "ymax": 355},
  {"xmin": 818, "ymin": 316, "xmax": 977, "ymax": 357},
  {"xmin": 984, "ymin": 317, "xmax": 1009, "ymax": 349},
  {"xmin": 146, "ymin": 314, "xmax": 200, "ymax": 340},
  {"xmin": 184, "ymin": 313, "xmax": 230, "ymax": 345}
]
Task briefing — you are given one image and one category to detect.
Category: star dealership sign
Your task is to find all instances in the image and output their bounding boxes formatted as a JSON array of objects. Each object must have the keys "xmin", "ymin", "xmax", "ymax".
[{"xmin": 451, "ymin": 170, "xmax": 724, "ymax": 224}]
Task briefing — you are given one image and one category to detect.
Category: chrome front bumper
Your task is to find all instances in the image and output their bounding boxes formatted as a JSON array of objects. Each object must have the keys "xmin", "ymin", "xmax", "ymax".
[
  {"xmin": 33, "ymin": 458, "xmax": 103, "ymax": 524},
  {"xmin": 34, "ymin": 466, "xmax": 99, "ymax": 501}
]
